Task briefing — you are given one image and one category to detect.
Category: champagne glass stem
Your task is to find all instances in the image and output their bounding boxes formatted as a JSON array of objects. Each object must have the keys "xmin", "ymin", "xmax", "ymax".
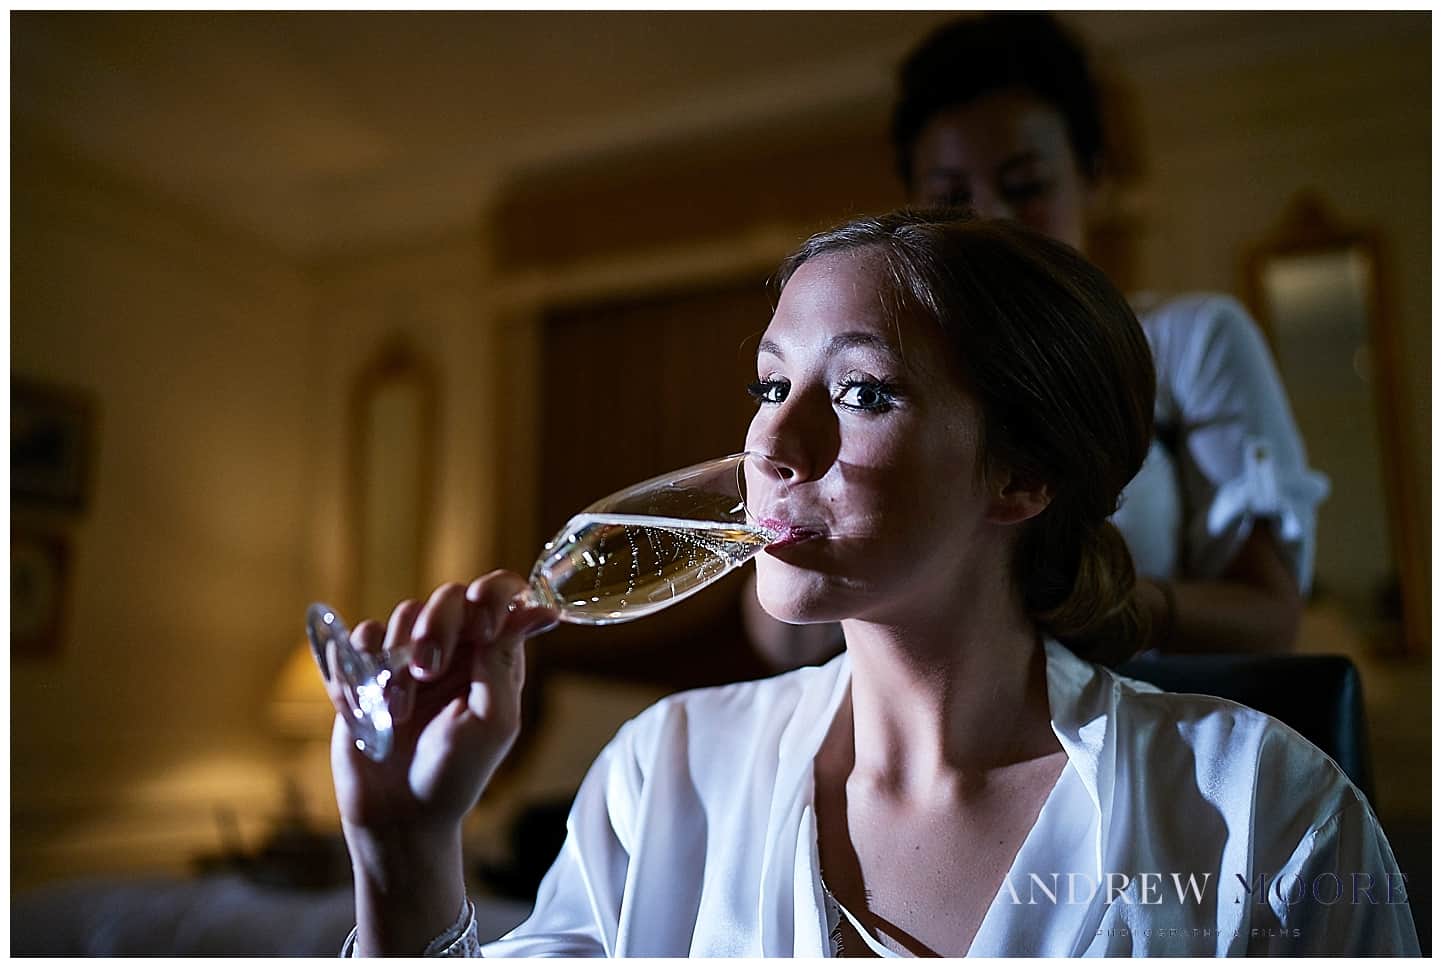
[
  {"xmin": 510, "ymin": 583, "xmax": 552, "ymax": 614},
  {"xmin": 314, "ymin": 585, "xmax": 554, "ymax": 689}
]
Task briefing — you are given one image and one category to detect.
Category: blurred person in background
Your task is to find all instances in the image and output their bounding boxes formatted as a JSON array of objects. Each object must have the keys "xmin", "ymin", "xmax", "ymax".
[{"xmin": 744, "ymin": 12, "xmax": 1328, "ymax": 670}]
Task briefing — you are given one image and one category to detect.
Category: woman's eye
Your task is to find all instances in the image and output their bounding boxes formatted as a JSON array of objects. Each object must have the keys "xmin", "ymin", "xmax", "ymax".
[
  {"xmin": 932, "ymin": 187, "xmax": 972, "ymax": 209},
  {"xmin": 747, "ymin": 379, "xmax": 789, "ymax": 405},
  {"xmin": 836, "ymin": 381, "xmax": 896, "ymax": 413}
]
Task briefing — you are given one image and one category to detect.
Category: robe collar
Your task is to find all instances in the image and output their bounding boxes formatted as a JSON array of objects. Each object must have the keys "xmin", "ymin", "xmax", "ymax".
[{"xmin": 763, "ymin": 637, "xmax": 1121, "ymax": 956}]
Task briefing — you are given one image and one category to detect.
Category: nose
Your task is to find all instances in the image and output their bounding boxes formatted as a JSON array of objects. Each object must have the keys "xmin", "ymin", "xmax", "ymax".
[
  {"xmin": 969, "ymin": 185, "xmax": 1015, "ymax": 221},
  {"xmin": 749, "ymin": 427, "xmax": 809, "ymax": 483},
  {"xmin": 745, "ymin": 386, "xmax": 837, "ymax": 486}
]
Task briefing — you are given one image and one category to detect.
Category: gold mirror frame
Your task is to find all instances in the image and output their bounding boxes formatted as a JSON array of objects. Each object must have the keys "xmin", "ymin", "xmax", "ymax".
[
  {"xmin": 346, "ymin": 337, "xmax": 439, "ymax": 621},
  {"xmin": 1243, "ymin": 191, "xmax": 1426, "ymax": 655}
]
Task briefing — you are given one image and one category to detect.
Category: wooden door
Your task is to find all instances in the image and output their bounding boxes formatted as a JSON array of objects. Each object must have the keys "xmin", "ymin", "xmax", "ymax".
[{"xmin": 529, "ymin": 274, "xmax": 778, "ymax": 688}]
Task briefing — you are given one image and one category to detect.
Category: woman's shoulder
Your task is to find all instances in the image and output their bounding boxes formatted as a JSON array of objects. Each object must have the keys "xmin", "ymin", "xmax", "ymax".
[
  {"xmin": 1104, "ymin": 664, "xmax": 1361, "ymax": 813},
  {"xmin": 1107, "ymin": 663, "xmax": 1339, "ymax": 759},
  {"xmin": 618, "ymin": 655, "xmax": 849, "ymax": 761}
]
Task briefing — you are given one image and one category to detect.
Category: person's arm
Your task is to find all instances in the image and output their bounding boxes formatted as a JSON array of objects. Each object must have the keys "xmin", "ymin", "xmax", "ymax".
[
  {"xmin": 346, "ymin": 823, "xmax": 469, "ymax": 956},
  {"xmin": 1151, "ymin": 295, "xmax": 1329, "ymax": 654},
  {"xmin": 1139, "ymin": 520, "xmax": 1303, "ymax": 655},
  {"xmin": 325, "ymin": 573, "xmax": 556, "ymax": 957}
]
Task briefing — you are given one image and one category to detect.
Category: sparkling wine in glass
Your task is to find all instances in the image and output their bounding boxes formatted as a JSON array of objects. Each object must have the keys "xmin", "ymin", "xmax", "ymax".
[{"xmin": 307, "ymin": 451, "xmax": 788, "ymax": 761}]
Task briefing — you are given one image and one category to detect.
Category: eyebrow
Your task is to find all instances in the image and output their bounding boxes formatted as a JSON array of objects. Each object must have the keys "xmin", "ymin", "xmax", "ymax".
[{"xmin": 757, "ymin": 331, "xmax": 902, "ymax": 362}]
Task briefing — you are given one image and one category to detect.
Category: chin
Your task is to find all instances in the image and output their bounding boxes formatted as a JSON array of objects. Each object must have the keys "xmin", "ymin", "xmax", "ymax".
[{"xmin": 754, "ymin": 556, "xmax": 856, "ymax": 625}]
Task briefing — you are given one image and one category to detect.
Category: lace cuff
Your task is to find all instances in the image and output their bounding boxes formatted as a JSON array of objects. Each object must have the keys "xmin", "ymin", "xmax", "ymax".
[{"xmin": 339, "ymin": 896, "xmax": 483, "ymax": 957}]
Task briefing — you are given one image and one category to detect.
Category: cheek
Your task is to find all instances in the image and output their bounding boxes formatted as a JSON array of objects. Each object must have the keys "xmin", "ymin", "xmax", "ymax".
[
  {"xmin": 833, "ymin": 414, "xmax": 916, "ymax": 467},
  {"xmin": 883, "ymin": 425, "xmax": 988, "ymax": 538},
  {"xmin": 1037, "ymin": 187, "xmax": 1088, "ymax": 247},
  {"xmin": 1014, "ymin": 197, "xmax": 1068, "ymax": 237},
  {"xmin": 830, "ymin": 416, "xmax": 975, "ymax": 528}
]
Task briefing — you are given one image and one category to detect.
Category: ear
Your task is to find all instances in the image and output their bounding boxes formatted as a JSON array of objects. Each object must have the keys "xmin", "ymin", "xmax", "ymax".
[{"xmin": 985, "ymin": 469, "xmax": 1053, "ymax": 526}]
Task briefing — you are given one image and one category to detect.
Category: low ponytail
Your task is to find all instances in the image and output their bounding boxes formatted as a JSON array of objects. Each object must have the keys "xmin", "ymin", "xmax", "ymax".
[{"xmin": 1019, "ymin": 515, "xmax": 1148, "ymax": 667}]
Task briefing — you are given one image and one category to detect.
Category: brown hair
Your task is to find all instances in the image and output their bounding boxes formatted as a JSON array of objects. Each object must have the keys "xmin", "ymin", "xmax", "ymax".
[{"xmin": 776, "ymin": 210, "xmax": 1154, "ymax": 665}]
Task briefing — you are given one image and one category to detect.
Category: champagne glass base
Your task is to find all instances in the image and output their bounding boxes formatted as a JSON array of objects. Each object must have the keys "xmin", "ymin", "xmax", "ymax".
[{"xmin": 306, "ymin": 602, "xmax": 396, "ymax": 762}]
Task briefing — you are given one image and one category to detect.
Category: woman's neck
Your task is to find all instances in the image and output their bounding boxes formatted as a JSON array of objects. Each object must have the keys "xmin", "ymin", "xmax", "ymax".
[{"xmin": 831, "ymin": 587, "xmax": 1059, "ymax": 801}]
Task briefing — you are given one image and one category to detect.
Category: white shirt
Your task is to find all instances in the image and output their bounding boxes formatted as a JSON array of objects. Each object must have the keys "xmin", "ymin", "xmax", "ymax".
[
  {"xmin": 473, "ymin": 640, "xmax": 1417, "ymax": 956},
  {"xmin": 1114, "ymin": 293, "xmax": 1329, "ymax": 591}
]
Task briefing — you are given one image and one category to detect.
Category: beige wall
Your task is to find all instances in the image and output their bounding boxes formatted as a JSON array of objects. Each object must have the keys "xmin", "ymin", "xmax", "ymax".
[
  {"xmin": 11, "ymin": 130, "xmax": 314, "ymax": 886},
  {"xmin": 5, "ymin": 131, "xmax": 670, "ymax": 885}
]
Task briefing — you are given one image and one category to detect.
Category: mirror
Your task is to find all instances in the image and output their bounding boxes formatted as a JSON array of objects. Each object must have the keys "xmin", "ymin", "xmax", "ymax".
[
  {"xmin": 348, "ymin": 338, "xmax": 438, "ymax": 620},
  {"xmin": 1244, "ymin": 192, "xmax": 1425, "ymax": 655}
]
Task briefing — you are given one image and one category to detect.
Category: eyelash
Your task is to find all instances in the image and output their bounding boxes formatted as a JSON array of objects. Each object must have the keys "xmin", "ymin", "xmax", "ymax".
[
  {"xmin": 1003, "ymin": 180, "xmax": 1051, "ymax": 202},
  {"xmin": 746, "ymin": 379, "xmax": 788, "ymax": 405},
  {"xmin": 746, "ymin": 378, "xmax": 900, "ymax": 413}
]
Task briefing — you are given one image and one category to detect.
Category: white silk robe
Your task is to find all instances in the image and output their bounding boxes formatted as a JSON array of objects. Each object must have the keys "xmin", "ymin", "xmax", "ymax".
[{"xmin": 471, "ymin": 640, "xmax": 1417, "ymax": 957}]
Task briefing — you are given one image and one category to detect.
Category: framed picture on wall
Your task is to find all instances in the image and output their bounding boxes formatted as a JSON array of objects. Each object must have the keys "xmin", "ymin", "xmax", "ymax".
[
  {"xmin": 12, "ymin": 527, "xmax": 71, "ymax": 659},
  {"xmin": 12, "ymin": 376, "xmax": 97, "ymax": 511}
]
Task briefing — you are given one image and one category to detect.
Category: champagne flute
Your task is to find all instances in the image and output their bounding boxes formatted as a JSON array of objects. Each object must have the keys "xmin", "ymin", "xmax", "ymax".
[{"xmin": 307, "ymin": 451, "xmax": 789, "ymax": 762}]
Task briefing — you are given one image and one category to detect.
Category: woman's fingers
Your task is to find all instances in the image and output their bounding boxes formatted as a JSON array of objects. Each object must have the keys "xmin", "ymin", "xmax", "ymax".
[
  {"xmin": 381, "ymin": 600, "xmax": 422, "ymax": 722},
  {"xmin": 322, "ymin": 574, "xmax": 550, "ymax": 761},
  {"xmin": 352, "ymin": 619, "xmax": 385, "ymax": 655},
  {"xmin": 464, "ymin": 571, "xmax": 531, "ymax": 637},
  {"xmin": 384, "ymin": 599, "xmax": 422, "ymax": 655},
  {"xmin": 409, "ymin": 583, "xmax": 467, "ymax": 681},
  {"xmin": 493, "ymin": 604, "xmax": 556, "ymax": 677},
  {"xmin": 466, "ymin": 572, "xmax": 555, "ymax": 682},
  {"xmin": 460, "ymin": 604, "xmax": 555, "ymax": 759}
]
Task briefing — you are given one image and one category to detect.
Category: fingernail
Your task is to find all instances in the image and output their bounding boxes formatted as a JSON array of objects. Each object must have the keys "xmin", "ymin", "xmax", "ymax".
[
  {"xmin": 415, "ymin": 643, "xmax": 444, "ymax": 675},
  {"xmin": 388, "ymin": 677, "xmax": 415, "ymax": 723}
]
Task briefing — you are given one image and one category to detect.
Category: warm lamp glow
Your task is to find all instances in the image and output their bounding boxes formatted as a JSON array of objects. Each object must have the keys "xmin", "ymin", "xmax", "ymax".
[{"xmin": 270, "ymin": 640, "xmax": 335, "ymax": 740}]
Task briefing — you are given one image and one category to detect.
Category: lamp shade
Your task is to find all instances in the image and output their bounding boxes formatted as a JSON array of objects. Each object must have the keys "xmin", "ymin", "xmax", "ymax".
[{"xmin": 269, "ymin": 640, "xmax": 336, "ymax": 740}]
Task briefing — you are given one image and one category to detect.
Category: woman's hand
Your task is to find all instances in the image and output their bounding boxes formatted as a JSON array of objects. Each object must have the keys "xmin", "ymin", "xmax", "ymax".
[
  {"xmin": 326, "ymin": 571, "xmax": 556, "ymax": 831},
  {"xmin": 323, "ymin": 570, "xmax": 556, "ymax": 955}
]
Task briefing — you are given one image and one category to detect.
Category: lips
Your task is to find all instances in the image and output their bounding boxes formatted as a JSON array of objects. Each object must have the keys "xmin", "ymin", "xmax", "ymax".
[{"xmin": 759, "ymin": 517, "xmax": 824, "ymax": 550}]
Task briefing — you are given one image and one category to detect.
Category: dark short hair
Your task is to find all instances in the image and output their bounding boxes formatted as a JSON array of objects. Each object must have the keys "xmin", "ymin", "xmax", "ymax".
[
  {"xmin": 776, "ymin": 209, "xmax": 1155, "ymax": 664},
  {"xmin": 892, "ymin": 13, "xmax": 1105, "ymax": 190}
]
